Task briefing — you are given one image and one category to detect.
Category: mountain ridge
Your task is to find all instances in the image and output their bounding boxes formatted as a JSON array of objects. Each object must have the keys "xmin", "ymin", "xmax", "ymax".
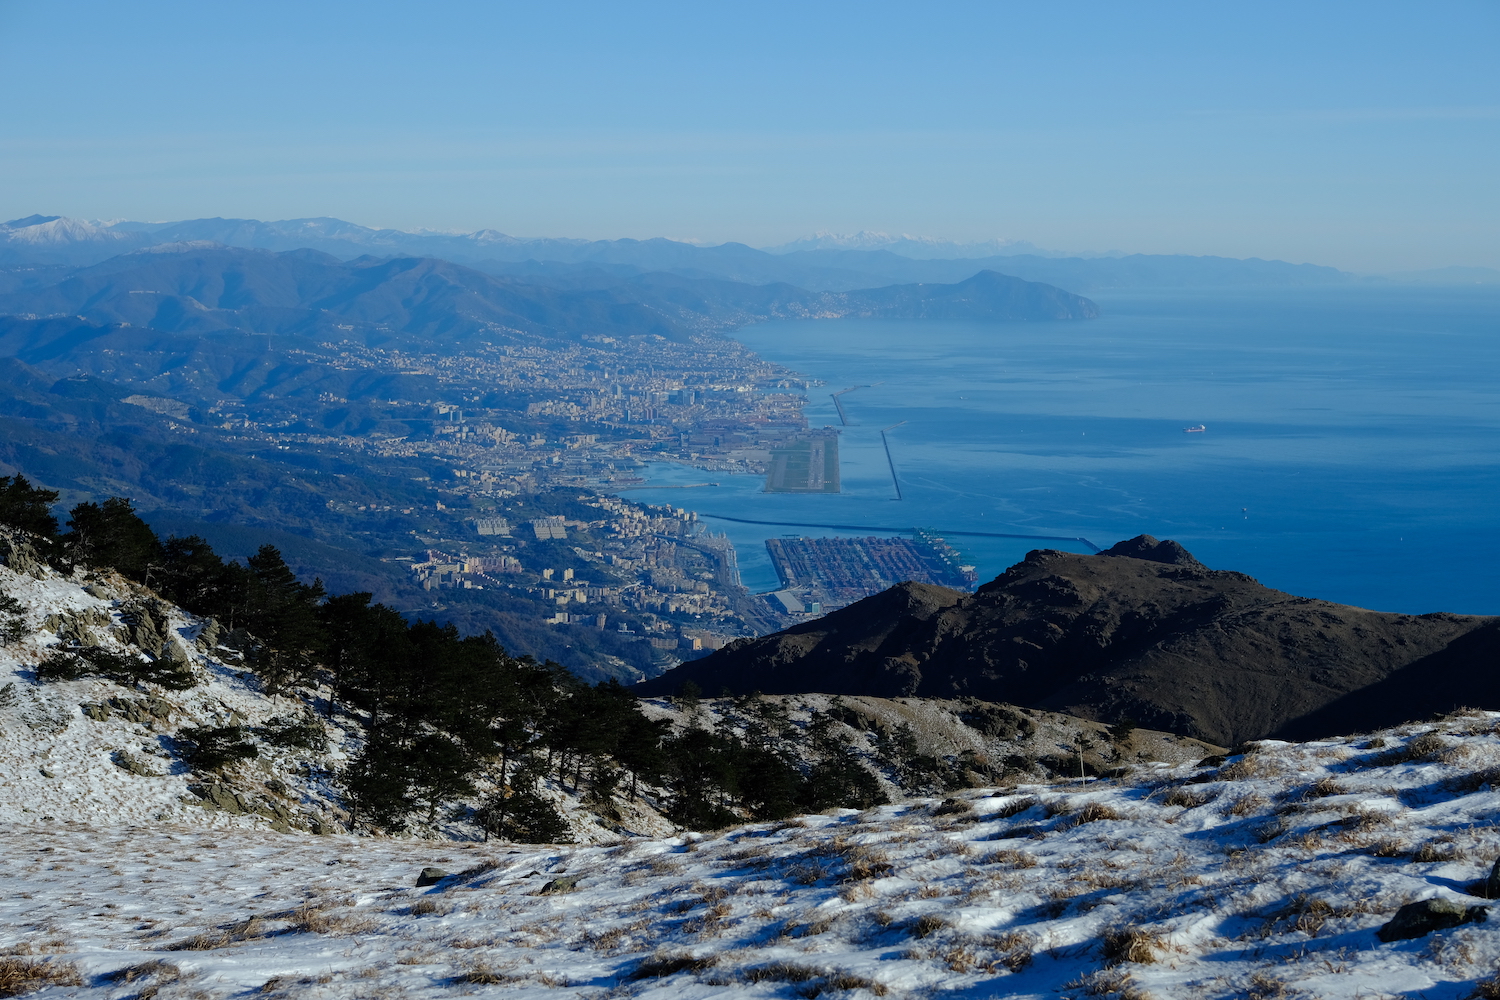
[
  {"xmin": 636, "ymin": 536, "xmax": 1500, "ymax": 746},
  {"xmin": 0, "ymin": 247, "xmax": 1099, "ymax": 351},
  {"xmin": 1, "ymin": 214, "xmax": 1361, "ymax": 291}
]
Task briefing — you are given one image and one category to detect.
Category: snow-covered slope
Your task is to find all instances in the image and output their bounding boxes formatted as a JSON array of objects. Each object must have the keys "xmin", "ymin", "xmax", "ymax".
[
  {"xmin": 0, "ymin": 546, "xmax": 676, "ymax": 844},
  {"xmin": 6, "ymin": 718, "xmax": 1500, "ymax": 997},
  {"xmin": 10, "ymin": 534, "xmax": 1500, "ymax": 996}
]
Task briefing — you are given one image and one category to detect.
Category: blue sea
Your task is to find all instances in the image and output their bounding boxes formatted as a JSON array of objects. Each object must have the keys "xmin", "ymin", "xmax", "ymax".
[{"xmin": 615, "ymin": 287, "xmax": 1500, "ymax": 616}]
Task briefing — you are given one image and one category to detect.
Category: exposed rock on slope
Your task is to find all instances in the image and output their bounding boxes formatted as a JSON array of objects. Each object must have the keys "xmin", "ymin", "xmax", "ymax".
[{"xmin": 637, "ymin": 536, "xmax": 1500, "ymax": 746}]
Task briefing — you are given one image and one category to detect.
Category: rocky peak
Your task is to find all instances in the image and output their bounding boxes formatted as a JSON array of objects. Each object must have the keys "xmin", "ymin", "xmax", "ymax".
[{"xmin": 1101, "ymin": 534, "xmax": 1206, "ymax": 569}]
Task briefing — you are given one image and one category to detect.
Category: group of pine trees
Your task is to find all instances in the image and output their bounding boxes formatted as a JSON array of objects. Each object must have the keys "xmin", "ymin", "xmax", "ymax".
[{"xmin": 0, "ymin": 474, "xmax": 888, "ymax": 839}]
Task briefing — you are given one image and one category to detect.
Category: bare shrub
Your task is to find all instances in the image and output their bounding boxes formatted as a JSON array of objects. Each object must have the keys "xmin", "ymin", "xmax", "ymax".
[
  {"xmin": 0, "ymin": 957, "xmax": 83, "ymax": 996},
  {"xmin": 410, "ymin": 899, "xmax": 440, "ymax": 916},
  {"xmin": 933, "ymin": 797, "xmax": 973, "ymax": 816}
]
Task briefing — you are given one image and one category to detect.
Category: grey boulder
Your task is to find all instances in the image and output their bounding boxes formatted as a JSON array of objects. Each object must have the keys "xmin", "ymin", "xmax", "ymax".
[{"xmin": 1377, "ymin": 897, "xmax": 1488, "ymax": 942}]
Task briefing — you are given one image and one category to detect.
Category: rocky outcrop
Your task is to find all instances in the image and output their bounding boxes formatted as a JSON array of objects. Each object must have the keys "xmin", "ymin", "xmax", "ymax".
[
  {"xmin": 186, "ymin": 781, "xmax": 322, "ymax": 834},
  {"xmin": 0, "ymin": 530, "xmax": 49, "ymax": 579},
  {"xmin": 638, "ymin": 536, "xmax": 1500, "ymax": 746}
]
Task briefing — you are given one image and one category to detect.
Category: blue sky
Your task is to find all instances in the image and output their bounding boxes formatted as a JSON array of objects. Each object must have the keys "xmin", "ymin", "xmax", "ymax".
[{"xmin": 1, "ymin": 1, "xmax": 1496, "ymax": 270}]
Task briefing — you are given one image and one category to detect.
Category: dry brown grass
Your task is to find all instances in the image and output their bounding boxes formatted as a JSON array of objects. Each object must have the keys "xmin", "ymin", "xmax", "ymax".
[
  {"xmin": 983, "ymin": 847, "xmax": 1039, "ymax": 868},
  {"xmin": 1074, "ymin": 802, "xmax": 1123, "ymax": 825},
  {"xmin": 992, "ymin": 795, "xmax": 1040, "ymax": 819},
  {"xmin": 1064, "ymin": 967, "xmax": 1156, "ymax": 998},
  {"xmin": 840, "ymin": 845, "xmax": 894, "ymax": 881},
  {"xmin": 742, "ymin": 961, "xmax": 820, "ymax": 984},
  {"xmin": 1470, "ymin": 972, "xmax": 1500, "ymax": 999},
  {"xmin": 0, "ymin": 957, "xmax": 83, "ymax": 996},
  {"xmin": 910, "ymin": 913, "xmax": 949, "ymax": 938},
  {"xmin": 989, "ymin": 930, "xmax": 1035, "ymax": 972},
  {"xmin": 105, "ymin": 960, "xmax": 181, "ymax": 986},
  {"xmin": 165, "ymin": 925, "xmax": 248, "ymax": 951},
  {"xmin": 1376, "ymin": 730, "xmax": 1449, "ymax": 765},
  {"xmin": 290, "ymin": 904, "xmax": 380, "ymax": 935},
  {"xmin": 1103, "ymin": 925, "xmax": 1164, "ymax": 964},
  {"xmin": 456, "ymin": 962, "xmax": 521, "ymax": 985},
  {"xmin": 1218, "ymin": 758, "xmax": 1262, "ymax": 781},
  {"xmin": 840, "ymin": 882, "xmax": 875, "ymax": 903},
  {"xmin": 628, "ymin": 953, "xmax": 718, "ymax": 980},
  {"xmin": 1415, "ymin": 839, "xmax": 1466, "ymax": 863},
  {"xmin": 1302, "ymin": 776, "xmax": 1344, "ymax": 799},
  {"xmin": 1162, "ymin": 786, "xmax": 1212, "ymax": 808},
  {"xmin": 1226, "ymin": 792, "xmax": 1270, "ymax": 817}
]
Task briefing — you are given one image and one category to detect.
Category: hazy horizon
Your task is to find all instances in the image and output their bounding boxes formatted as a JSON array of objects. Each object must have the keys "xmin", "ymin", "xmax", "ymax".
[{"xmin": 1, "ymin": 1, "xmax": 1495, "ymax": 272}]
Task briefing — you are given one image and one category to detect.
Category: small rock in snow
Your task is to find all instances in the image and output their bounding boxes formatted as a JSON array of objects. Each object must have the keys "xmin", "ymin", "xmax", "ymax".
[{"xmin": 416, "ymin": 867, "xmax": 451, "ymax": 887}]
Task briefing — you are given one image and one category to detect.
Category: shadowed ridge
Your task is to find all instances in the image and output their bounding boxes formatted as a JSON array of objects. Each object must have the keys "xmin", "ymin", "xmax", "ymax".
[
  {"xmin": 633, "ymin": 580, "xmax": 964, "ymax": 697},
  {"xmin": 638, "ymin": 540, "xmax": 1499, "ymax": 745}
]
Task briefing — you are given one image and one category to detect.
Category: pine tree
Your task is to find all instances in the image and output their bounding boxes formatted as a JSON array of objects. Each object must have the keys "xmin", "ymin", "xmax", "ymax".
[
  {"xmin": 0, "ymin": 475, "xmax": 59, "ymax": 541},
  {"xmin": 476, "ymin": 763, "xmax": 572, "ymax": 844},
  {"xmin": 0, "ymin": 592, "xmax": 26, "ymax": 646},
  {"xmin": 63, "ymin": 497, "xmax": 163, "ymax": 579},
  {"xmin": 242, "ymin": 546, "xmax": 326, "ymax": 694},
  {"xmin": 343, "ymin": 741, "xmax": 416, "ymax": 833}
]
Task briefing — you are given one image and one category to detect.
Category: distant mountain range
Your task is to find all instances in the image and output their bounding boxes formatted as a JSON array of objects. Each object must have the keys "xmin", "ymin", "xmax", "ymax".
[
  {"xmin": 0, "ymin": 214, "xmax": 1412, "ymax": 292},
  {"xmin": 637, "ymin": 536, "xmax": 1500, "ymax": 746},
  {"xmin": 0, "ymin": 245, "xmax": 1097, "ymax": 355},
  {"xmin": 758, "ymin": 230, "xmax": 1121, "ymax": 259}
]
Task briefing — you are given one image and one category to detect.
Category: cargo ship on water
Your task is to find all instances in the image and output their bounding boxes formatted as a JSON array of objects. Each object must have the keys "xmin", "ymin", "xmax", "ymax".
[{"xmin": 1184, "ymin": 424, "xmax": 1207, "ymax": 433}]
